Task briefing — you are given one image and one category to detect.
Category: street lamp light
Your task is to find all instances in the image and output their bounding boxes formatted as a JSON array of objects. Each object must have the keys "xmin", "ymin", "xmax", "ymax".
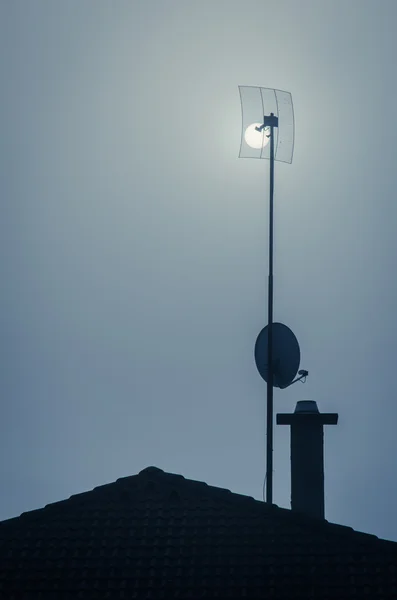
[{"xmin": 238, "ymin": 86, "xmax": 298, "ymax": 505}]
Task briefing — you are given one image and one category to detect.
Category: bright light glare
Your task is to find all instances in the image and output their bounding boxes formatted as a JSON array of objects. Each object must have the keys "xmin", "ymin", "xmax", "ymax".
[{"xmin": 244, "ymin": 123, "xmax": 270, "ymax": 150}]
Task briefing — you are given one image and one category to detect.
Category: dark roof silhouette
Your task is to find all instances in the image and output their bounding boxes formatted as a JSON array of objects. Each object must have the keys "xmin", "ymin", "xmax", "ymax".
[{"xmin": 1, "ymin": 466, "xmax": 396, "ymax": 599}]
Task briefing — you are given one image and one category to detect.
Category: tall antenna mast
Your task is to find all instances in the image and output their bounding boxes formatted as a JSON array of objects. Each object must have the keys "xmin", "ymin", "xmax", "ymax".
[{"xmin": 238, "ymin": 86, "xmax": 308, "ymax": 504}]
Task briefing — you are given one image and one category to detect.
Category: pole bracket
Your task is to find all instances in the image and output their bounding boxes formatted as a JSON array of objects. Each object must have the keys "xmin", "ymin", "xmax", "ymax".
[{"xmin": 255, "ymin": 113, "xmax": 279, "ymax": 132}]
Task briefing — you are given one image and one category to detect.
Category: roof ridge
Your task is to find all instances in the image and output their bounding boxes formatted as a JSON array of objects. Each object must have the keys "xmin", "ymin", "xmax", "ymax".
[
  {"xmin": 1, "ymin": 466, "xmax": 397, "ymax": 549},
  {"xmin": 138, "ymin": 466, "xmax": 165, "ymax": 475}
]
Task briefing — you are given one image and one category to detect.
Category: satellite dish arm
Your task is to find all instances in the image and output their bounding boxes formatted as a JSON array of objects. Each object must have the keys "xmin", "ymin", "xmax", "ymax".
[{"xmin": 279, "ymin": 370, "xmax": 309, "ymax": 389}]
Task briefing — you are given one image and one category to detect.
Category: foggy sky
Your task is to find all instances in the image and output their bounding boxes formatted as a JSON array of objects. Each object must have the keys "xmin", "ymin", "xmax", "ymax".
[{"xmin": 1, "ymin": 0, "xmax": 397, "ymax": 542}]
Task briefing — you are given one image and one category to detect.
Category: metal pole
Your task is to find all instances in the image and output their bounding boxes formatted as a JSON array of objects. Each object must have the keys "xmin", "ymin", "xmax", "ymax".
[{"xmin": 266, "ymin": 124, "xmax": 275, "ymax": 504}]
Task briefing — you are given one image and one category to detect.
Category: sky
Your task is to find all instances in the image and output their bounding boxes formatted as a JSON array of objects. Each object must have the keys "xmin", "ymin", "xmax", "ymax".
[{"xmin": 1, "ymin": 0, "xmax": 397, "ymax": 542}]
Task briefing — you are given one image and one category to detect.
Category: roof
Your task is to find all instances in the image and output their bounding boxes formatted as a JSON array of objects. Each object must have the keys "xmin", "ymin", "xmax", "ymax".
[{"xmin": 1, "ymin": 466, "xmax": 396, "ymax": 599}]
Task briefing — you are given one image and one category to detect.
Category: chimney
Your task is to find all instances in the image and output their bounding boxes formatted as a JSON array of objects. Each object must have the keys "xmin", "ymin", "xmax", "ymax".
[{"xmin": 276, "ymin": 400, "xmax": 338, "ymax": 520}]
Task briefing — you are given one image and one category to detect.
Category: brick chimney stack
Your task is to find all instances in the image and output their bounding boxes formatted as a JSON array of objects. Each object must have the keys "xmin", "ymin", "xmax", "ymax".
[{"xmin": 276, "ymin": 400, "xmax": 338, "ymax": 520}]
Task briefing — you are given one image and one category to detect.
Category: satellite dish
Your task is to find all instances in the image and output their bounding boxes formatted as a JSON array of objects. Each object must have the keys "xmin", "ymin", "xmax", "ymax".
[{"xmin": 255, "ymin": 322, "xmax": 301, "ymax": 388}]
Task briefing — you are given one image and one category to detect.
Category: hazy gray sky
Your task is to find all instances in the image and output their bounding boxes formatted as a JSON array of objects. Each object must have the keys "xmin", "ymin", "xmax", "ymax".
[{"xmin": 1, "ymin": 0, "xmax": 397, "ymax": 541}]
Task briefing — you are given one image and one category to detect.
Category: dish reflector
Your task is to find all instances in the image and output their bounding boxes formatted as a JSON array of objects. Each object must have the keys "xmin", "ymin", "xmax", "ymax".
[
  {"xmin": 255, "ymin": 322, "xmax": 300, "ymax": 388},
  {"xmin": 238, "ymin": 86, "xmax": 294, "ymax": 163}
]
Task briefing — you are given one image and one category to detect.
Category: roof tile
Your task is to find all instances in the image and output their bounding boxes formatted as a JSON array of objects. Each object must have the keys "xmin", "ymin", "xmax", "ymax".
[{"xmin": 1, "ymin": 467, "xmax": 397, "ymax": 598}]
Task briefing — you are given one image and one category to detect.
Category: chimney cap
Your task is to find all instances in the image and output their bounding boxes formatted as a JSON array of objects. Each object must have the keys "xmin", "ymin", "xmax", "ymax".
[
  {"xmin": 294, "ymin": 400, "xmax": 319, "ymax": 414},
  {"xmin": 277, "ymin": 402, "xmax": 338, "ymax": 426}
]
